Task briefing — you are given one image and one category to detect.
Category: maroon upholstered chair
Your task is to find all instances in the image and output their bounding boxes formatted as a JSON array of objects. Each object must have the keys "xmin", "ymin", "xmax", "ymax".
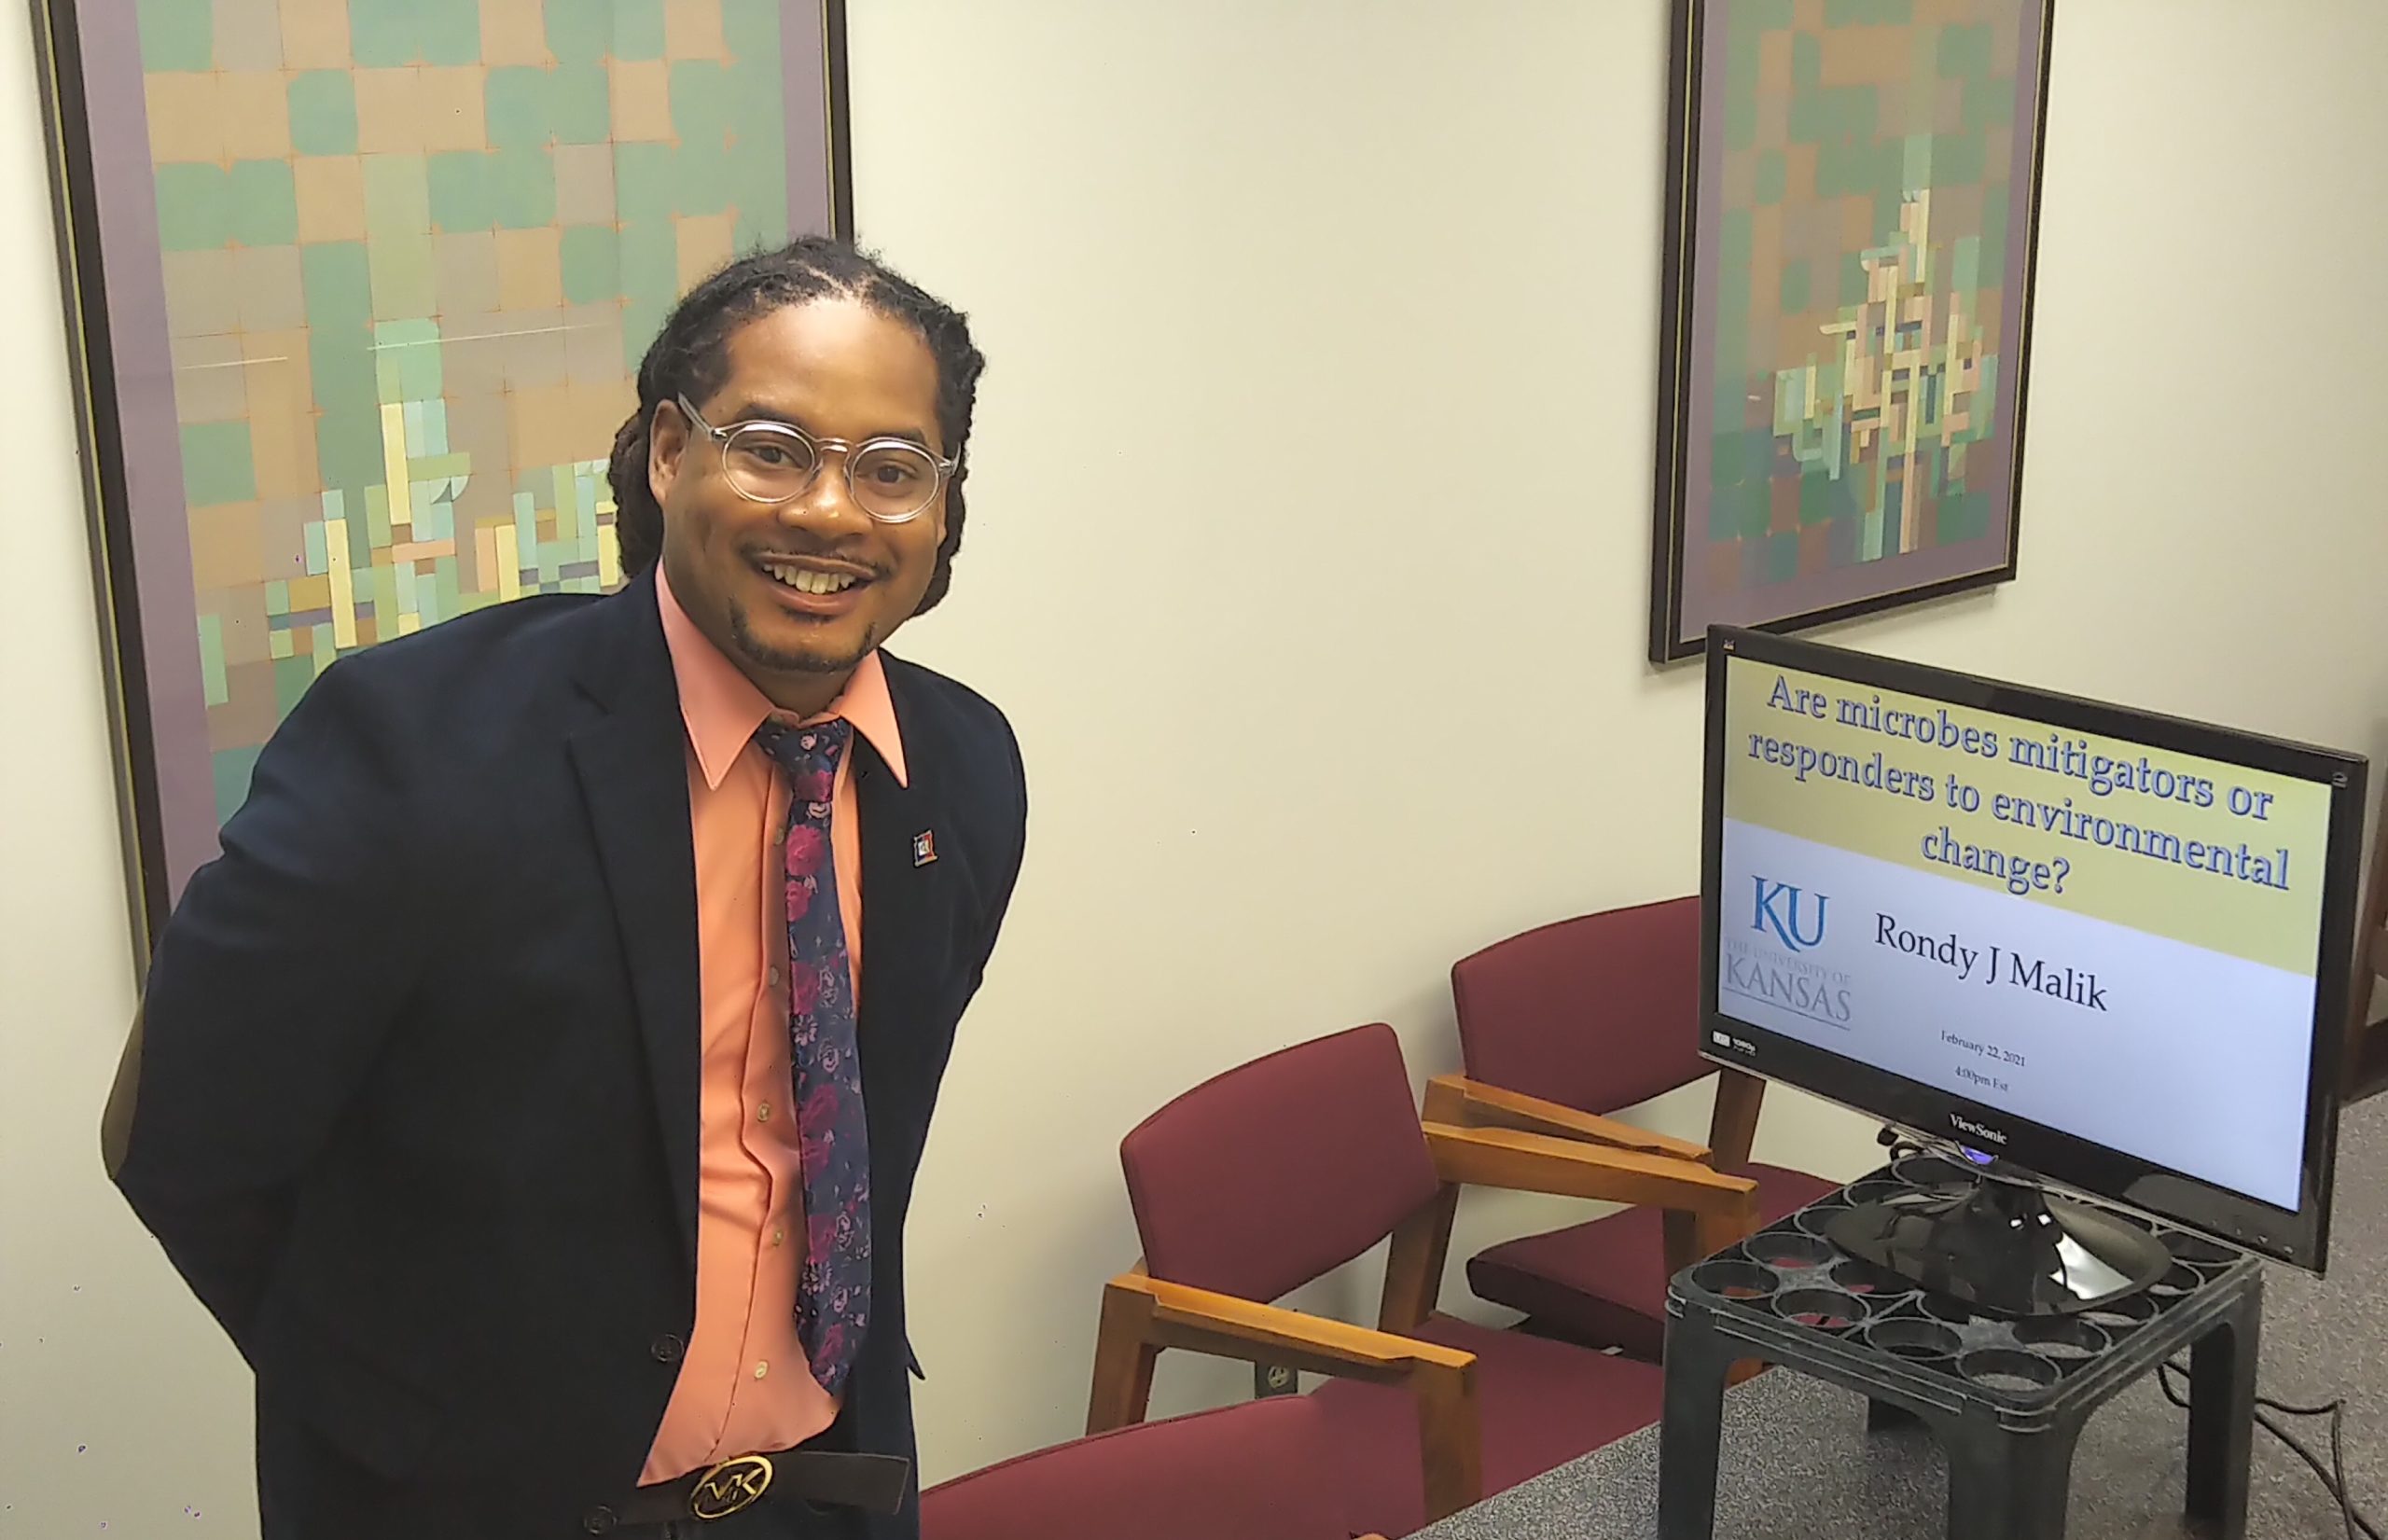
[
  {"xmin": 1436, "ymin": 896, "xmax": 1840, "ymax": 1362},
  {"xmin": 1087, "ymin": 1022, "xmax": 1756, "ymax": 1538},
  {"xmin": 919, "ymin": 1396, "xmax": 1379, "ymax": 1540}
]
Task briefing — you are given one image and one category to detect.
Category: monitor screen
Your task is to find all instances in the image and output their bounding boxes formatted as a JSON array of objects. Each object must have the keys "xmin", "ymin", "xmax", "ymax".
[{"xmin": 1701, "ymin": 626, "xmax": 2367, "ymax": 1267}]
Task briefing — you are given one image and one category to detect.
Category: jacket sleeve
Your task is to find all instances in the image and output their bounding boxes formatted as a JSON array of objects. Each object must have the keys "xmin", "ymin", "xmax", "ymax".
[
  {"xmin": 106, "ymin": 655, "xmax": 424, "ymax": 1357},
  {"xmin": 965, "ymin": 714, "xmax": 1028, "ymax": 989}
]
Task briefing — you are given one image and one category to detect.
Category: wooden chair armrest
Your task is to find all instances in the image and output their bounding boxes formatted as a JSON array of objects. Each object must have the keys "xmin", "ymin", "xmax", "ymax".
[
  {"xmin": 1426, "ymin": 1121, "xmax": 1760, "ymax": 1279},
  {"xmin": 1088, "ymin": 1272, "xmax": 1483, "ymax": 1521},
  {"xmin": 1423, "ymin": 1075, "xmax": 1712, "ymax": 1163},
  {"xmin": 1425, "ymin": 1121, "xmax": 1753, "ymax": 1212},
  {"xmin": 1104, "ymin": 1271, "xmax": 1473, "ymax": 1380}
]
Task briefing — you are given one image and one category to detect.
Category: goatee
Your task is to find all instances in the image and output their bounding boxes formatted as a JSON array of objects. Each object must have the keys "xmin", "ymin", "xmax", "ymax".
[{"xmin": 727, "ymin": 600, "xmax": 872, "ymax": 678}]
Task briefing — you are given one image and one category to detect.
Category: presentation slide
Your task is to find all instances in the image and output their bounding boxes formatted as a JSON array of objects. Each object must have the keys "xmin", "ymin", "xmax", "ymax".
[{"xmin": 1715, "ymin": 657, "xmax": 2332, "ymax": 1211}]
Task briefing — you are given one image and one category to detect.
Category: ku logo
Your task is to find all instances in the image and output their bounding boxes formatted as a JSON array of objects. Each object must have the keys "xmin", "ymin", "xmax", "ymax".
[{"xmin": 1752, "ymin": 877, "xmax": 1828, "ymax": 952}]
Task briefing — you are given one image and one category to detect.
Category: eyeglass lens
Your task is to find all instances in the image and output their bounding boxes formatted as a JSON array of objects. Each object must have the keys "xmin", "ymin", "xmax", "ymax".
[{"xmin": 720, "ymin": 425, "xmax": 938, "ymax": 520}]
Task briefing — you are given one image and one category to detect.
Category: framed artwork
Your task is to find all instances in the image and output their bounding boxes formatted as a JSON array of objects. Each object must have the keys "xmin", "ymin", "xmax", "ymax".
[
  {"xmin": 35, "ymin": 0, "xmax": 852, "ymax": 950},
  {"xmin": 1649, "ymin": 0, "xmax": 2053, "ymax": 664}
]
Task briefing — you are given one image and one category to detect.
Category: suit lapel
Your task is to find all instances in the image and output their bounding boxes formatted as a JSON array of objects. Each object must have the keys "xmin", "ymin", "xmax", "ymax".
[{"xmin": 566, "ymin": 575, "xmax": 703, "ymax": 1266}]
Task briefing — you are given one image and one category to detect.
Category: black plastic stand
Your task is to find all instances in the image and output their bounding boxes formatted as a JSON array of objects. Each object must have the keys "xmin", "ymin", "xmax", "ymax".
[{"xmin": 1658, "ymin": 1156, "xmax": 2263, "ymax": 1540}]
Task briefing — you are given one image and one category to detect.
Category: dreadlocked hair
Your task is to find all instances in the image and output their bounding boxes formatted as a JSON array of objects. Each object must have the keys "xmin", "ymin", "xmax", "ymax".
[{"xmin": 606, "ymin": 235, "xmax": 987, "ymax": 615}]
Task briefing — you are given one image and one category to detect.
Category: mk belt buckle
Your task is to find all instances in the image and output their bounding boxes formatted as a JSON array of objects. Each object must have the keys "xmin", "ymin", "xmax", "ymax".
[{"xmin": 689, "ymin": 1454, "xmax": 774, "ymax": 1521}]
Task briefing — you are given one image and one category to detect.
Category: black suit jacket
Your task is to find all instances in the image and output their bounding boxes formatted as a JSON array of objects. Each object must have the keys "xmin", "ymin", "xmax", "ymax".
[{"xmin": 110, "ymin": 571, "xmax": 1026, "ymax": 1539}]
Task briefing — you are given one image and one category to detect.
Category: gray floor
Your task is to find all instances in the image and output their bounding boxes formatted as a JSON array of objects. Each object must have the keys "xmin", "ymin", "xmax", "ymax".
[{"xmin": 1421, "ymin": 1095, "xmax": 2388, "ymax": 1538}]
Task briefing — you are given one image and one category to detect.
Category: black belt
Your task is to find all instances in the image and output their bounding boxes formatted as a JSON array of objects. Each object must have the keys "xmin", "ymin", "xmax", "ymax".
[{"xmin": 589, "ymin": 1450, "xmax": 912, "ymax": 1533}]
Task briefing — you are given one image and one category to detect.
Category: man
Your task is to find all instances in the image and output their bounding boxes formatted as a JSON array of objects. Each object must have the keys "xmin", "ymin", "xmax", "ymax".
[{"xmin": 104, "ymin": 237, "xmax": 1026, "ymax": 1540}]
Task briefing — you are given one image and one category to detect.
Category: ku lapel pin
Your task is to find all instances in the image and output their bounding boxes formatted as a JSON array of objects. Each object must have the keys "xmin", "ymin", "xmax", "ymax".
[{"xmin": 912, "ymin": 830, "xmax": 937, "ymax": 867}]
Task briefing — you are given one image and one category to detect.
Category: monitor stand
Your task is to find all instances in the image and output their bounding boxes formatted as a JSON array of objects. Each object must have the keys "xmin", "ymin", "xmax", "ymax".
[{"xmin": 1822, "ymin": 1167, "xmax": 2174, "ymax": 1317}]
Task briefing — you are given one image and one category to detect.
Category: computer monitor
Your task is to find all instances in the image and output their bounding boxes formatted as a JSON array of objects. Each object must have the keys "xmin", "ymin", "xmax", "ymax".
[{"xmin": 1700, "ymin": 625, "xmax": 2367, "ymax": 1314}]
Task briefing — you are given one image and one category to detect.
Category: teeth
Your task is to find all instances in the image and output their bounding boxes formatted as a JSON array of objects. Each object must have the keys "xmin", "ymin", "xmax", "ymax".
[{"xmin": 764, "ymin": 564, "xmax": 859, "ymax": 595}]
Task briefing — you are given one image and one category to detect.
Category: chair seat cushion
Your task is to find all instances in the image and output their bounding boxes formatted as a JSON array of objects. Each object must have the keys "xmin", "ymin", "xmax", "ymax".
[
  {"xmin": 1307, "ymin": 1316, "xmax": 1663, "ymax": 1538},
  {"xmin": 1466, "ymin": 1162, "xmax": 1841, "ymax": 1361},
  {"xmin": 919, "ymin": 1397, "xmax": 1345, "ymax": 1540}
]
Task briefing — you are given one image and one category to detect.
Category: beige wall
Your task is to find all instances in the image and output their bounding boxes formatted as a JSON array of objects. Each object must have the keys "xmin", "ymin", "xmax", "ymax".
[
  {"xmin": 8, "ymin": 2, "xmax": 2388, "ymax": 1532},
  {"xmin": 0, "ymin": 0, "xmax": 250, "ymax": 1524}
]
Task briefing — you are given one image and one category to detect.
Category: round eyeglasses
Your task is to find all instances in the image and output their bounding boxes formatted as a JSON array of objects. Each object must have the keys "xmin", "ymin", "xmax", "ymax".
[{"xmin": 675, "ymin": 395, "xmax": 955, "ymax": 524}]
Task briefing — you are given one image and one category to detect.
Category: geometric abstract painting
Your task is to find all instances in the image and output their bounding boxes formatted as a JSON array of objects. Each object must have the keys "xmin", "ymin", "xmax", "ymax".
[
  {"xmin": 35, "ymin": 0, "xmax": 848, "ymax": 947},
  {"xmin": 1650, "ymin": 0, "xmax": 2051, "ymax": 662}
]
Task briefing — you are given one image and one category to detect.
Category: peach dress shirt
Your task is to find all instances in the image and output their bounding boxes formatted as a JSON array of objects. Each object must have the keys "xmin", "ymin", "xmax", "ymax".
[{"xmin": 640, "ymin": 567, "xmax": 907, "ymax": 1483}]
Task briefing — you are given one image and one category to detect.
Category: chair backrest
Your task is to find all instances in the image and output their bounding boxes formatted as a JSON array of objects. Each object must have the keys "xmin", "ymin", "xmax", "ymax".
[
  {"xmin": 919, "ymin": 1397, "xmax": 1348, "ymax": 1540},
  {"xmin": 1119, "ymin": 1022, "xmax": 1440, "ymax": 1304},
  {"xmin": 1451, "ymin": 896, "xmax": 1710, "ymax": 1116}
]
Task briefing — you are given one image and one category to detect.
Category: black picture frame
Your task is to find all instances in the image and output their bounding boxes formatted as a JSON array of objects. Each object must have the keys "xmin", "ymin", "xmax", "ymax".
[{"xmin": 1650, "ymin": 0, "xmax": 2056, "ymax": 664}]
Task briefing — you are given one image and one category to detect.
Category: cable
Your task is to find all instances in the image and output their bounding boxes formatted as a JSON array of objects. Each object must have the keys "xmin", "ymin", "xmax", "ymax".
[
  {"xmin": 2154, "ymin": 1361, "xmax": 2365, "ymax": 1540},
  {"xmin": 2157, "ymin": 1358, "xmax": 2375, "ymax": 1540}
]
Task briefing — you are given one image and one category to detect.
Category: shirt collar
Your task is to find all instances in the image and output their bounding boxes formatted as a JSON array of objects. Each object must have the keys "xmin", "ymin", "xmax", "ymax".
[{"xmin": 654, "ymin": 564, "xmax": 908, "ymax": 792}]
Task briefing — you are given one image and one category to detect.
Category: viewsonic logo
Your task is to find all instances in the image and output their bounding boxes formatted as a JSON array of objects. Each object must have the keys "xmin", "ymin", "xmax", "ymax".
[{"xmin": 1951, "ymin": 1114, "xmax": 2008, "ymax": 1146}]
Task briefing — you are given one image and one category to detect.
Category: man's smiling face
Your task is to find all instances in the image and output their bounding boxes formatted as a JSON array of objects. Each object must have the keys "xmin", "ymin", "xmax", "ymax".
[{"xmin": 652, "ymin": 295, "xmax": 950, "ymax": 702}]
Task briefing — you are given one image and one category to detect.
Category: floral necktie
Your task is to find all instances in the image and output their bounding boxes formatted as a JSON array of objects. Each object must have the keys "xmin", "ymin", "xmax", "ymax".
[{"xmin": 752, "ymin": 718, "xmax": 871, "ymax": 1397}]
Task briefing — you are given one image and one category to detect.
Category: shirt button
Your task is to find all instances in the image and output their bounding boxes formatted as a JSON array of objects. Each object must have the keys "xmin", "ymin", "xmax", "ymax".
[
  {"xmin": 772, "ymin": 1227, "xmax": 786, "ymax": 1247},
  {"xmin": 757, "ymin": 1101, "xmax": 772, "ymax": 1123},
  {"xmin": 649, "ymin": 1334, "xmax": 685, "ymax": 1364},
  {"xmin": 582, "ymin": 1506, "xmax": 618, "ymax": 1534},
  {"xmin": 754, "ymin": 1360, "xmax": 770, "ymax": 1380},
  {"xmin": 767, "ymin": 967, "xmax": 782, "ymax": 988}
]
